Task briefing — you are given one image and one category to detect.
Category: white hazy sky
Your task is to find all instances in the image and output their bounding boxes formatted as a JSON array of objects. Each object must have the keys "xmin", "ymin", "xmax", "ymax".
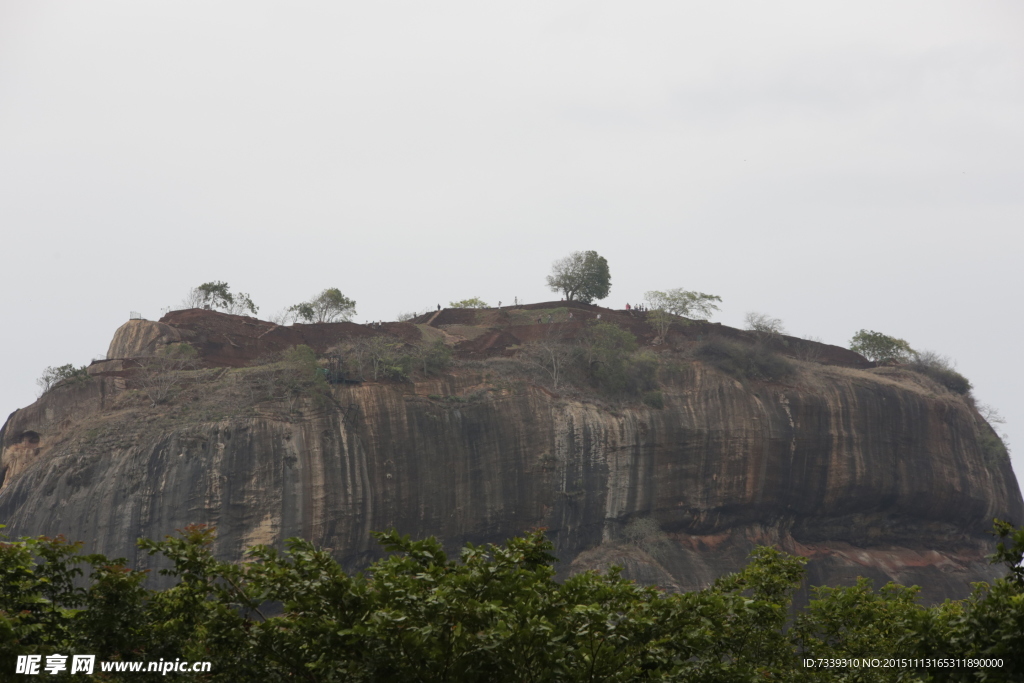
[{"xmin": 2, "ymin": 1, "xmax": 1022, "ymax": 487}]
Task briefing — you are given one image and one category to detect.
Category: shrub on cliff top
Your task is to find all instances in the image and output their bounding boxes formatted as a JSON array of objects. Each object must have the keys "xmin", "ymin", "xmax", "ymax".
[
  {"xmin": 977, "ymin": 426, "xmax": 1010, "ymax": 466},
  {"xmin": 744, "ymin": 311, "xmax": 787, "ymax": 345},
  {"xmin": 576, "ymin": 322, "xmax": 658, "ymax": 396},
  {"xmin": 410, "ymin": 340, "xmax": 453, "ymax": 376},
  {"xmin": 644, "ymin": 288, "xmax": 722, "ymax": 320},
  {"xmin": 644, "ymin": 288, "xmax": 723, "ymax": 342},
  {"xmin": 907, "ymin": 350, "xmax": 972, "ymax": 396},
  {"xmin": 283, "ymin": 344, "xmax": 318, "ymax": 371},
  {"xmin": 696, "ymin": 338, "xmax": 794, "ymax": 382},
  {"xmin": 36, "ymin": 363, "xmax": 91, "ymax": 395},
  {"xmin": 182, "ymin": 281, "xmax": 258, "ymax": 316},
  {"xmin": 849, "ymin": 329, "xmax": 916, "ymax": 364},
  {"xmin": 337, "ymin": 335, "xmax": 416, "ymax": 382},
  {"xmin": 289, "ymin": 288, "xmax": 357, "ymax": 323},
  {"xmin": 449, "ymin": 297, "xmax": 489, "ymax": 309}
]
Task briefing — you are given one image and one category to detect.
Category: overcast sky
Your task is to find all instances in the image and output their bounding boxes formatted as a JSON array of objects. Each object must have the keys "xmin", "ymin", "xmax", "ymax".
[{"xmin": 2, "ymin": 1, "xmax": 1022, "ymax": 487}]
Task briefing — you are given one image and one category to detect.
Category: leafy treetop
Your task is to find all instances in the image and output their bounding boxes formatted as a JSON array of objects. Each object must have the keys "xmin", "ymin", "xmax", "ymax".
[
  {"xmin": 183, "ymin": 281, "xmax": 258, "ymax": 316},
  {"xmin": 36, "ymin": 364, "xmax": 90, "ymax": 395},
  {"xmin": 3, "ymin": 520, "xmax": 1023, "ymax": 681},
  {"xmin": 744, "ymin": 312, "xmax": 786, "ymax": 343},
  {"xmin": 644, "ymin": 289, "xmax": 722, "ymax": 320},
  {"xmin": 546, "ymin": 251, "xmax": 611, "ymax": 303},
  {"xmin": 289, "ymin": 288, "xmax": 357, "ymax": 323},
  {"xmin": 449, "ymin": 297, "xmax": 489, "ymax": 309},
  {"xmin": 197, "ymin": 282, "xmax": 232, "ymax": 310},
  {"xmin": 849, "ymin": 329, "xmax": 916, "ymax": 363},
  {"xmin": 643, "ymin": 289, "xmax": 722, "ymax": 341}
]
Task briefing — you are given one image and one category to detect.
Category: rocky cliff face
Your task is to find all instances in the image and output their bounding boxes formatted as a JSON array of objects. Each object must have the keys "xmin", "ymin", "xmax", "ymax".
[{"xmin": 1, "ymin": 309, "xmax": 1020, "ymax": 602}]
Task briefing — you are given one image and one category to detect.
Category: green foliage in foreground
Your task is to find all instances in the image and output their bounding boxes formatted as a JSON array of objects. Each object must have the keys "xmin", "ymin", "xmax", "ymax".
[{"xmin": 1, "ymin": 522, "xmax": 1023, "ymax": 682}]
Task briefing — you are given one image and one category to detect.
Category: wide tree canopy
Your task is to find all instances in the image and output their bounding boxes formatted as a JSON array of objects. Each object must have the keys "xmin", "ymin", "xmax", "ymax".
[
  {"xmin": 644, "ymin": 289, "xmax": 722, "ymax": 320},
  {"xmin": 182, "ymin": 281, "xmax": 258, "ymax": 316},
  {"xmin": 289, "ymin": 288, "xmax": 357, "ymax": 323},
  {"xmin": 546, "ymin": 250, "xmax": 611, "ymax": 303},
  {"xmin": 849, "ymin": 329, "xmax": 916, "ymax": 363},
  {"xmin": 449, "ymin": 297, "xmax": 489, "ymax": 309}
]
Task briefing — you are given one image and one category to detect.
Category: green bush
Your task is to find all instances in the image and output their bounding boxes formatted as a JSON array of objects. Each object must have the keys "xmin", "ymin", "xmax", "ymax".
[
  {"xmin": 449, "ymin": 297, "xmax": 488, "ymax": 309},
  {"xmin": 36, "ymin": 363, "xmax": 91, "ymax": 394},
  {"xmin": 625, "ymin": 351, "xmax": 659, "ymax": 395},
  {"xmin": 978, "ymin": 426, "xmax": 1010, "ymax": 465},
  {"xmin": 283, "ymin": 344, "xmax": 317, "ymax": 368},
  {"xmin": 577, "ymin": 323, "xmax": 657, "ymax": 397},
  {"xmin": 277, "ymin": 345, "xmax": 329, "ymax": 406},
  {"xmin": 696, "ymin": 338, "xmax": 794, "ymax": 382},
  {"xmin": 419, "ymin": 340, "xmax": 453, "ymax": 376},
  {"xmin": 849, "ymin": 329, "xmax": 915, "ymax": 363},
  {"xmin": 339, "ymin": 336, "xmax": 415, "ymax": 382},
  {"xmin": 581, "ymin": 323, "xmax": 632, "ymax": 392},
  {"xmin": 907, "ymin": 351, "xmax": 972, "ymax": 395},
  {"xmin": 289, "ymin": 287, "xmax": 356, "ymax": 322}
]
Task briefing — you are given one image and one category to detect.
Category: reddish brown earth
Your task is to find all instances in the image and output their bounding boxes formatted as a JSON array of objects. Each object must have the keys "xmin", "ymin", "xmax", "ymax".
[
  {"xmin": 383, "ymin": 302, "xmax": 867, "ymax": 367},
  {"xmin": 101, "ymin": 309, "xmax": 422, "ymax": 368},
  {"xmin": 99, "ymin": 303, "xmax": 867, "ymax": 372}
]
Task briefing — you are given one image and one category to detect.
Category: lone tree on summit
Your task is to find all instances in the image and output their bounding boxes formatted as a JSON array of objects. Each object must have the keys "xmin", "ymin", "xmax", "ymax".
[
  {"xmin": 182, "ymin": 281, "xmax": 258, "ymax": 316},
  {"xmin": 849, "ymin": 329, "xmax": 916, "ymax": 364},
  {"xmin": 644, "ymin": 289, "xmax": 722, "ymax": 341},
  {"xmin": 290, "ymin": 288, "xmax": 357, "ymax": 323},
  {"xmin": 546, "ymin": 250, "xmax": 611, "ymax": 303}
]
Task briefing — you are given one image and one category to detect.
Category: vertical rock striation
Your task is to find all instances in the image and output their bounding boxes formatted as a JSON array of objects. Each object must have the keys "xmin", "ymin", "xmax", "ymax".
[{"xmin": 1, "ymin": 312, "xmax": 1020, "ymax": 602}]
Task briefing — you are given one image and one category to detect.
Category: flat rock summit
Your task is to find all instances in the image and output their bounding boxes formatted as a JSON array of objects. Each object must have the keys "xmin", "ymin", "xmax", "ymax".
[{"xmin": 2, "ymin": 304, "xmax": 1021, "ymax": 603}]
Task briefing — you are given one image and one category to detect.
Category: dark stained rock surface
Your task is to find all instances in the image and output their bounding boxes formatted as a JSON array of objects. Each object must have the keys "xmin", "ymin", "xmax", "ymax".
[{"xmin": 1, "ymin": 308, "xmax": 1020, "ymax": 602}]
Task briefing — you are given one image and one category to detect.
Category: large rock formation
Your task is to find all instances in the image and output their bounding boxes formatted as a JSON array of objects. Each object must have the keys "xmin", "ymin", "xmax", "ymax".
[{"xmin": 1, "ymin": 307, "xmax": 1020, "ymax": 603}]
